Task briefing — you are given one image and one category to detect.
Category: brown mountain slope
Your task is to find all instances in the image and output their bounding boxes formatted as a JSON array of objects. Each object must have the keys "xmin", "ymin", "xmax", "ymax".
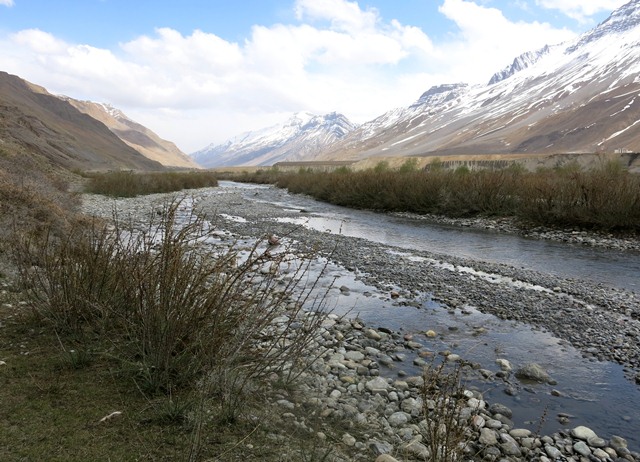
[
  {"xmin": 65, "ymin": 99, "xmax": 200, "ymax": 169},
  {"xmin": 0, "ymin": 71, "xmax": 163, "ymax": 171}
]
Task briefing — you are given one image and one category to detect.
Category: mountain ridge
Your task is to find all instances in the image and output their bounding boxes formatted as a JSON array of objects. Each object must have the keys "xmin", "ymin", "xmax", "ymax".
[
  {"xmin": 0, "ymin": 71, "xmax": 163, "ymax": 171},
  {"xmin": 317, "ymin": 0, "xmax": 640, "ymax": 161},
  {"xmin": 63, "ymin": 99, "xmax": 200, "ymax": 169},
  {"xmin": 192, "ymin": 112, "xmax": 357, "ymax": 167}
]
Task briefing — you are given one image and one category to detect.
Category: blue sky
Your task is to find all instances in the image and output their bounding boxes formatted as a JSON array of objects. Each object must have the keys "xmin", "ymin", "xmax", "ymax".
[{"xmin": 0, "ymin": 0, "xmax": 627, "ymax": 151}]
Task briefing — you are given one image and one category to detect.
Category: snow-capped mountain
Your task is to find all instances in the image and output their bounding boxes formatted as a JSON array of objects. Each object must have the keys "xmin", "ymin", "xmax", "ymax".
[
  {"xmin": 488, "ymin": 45, "xmax": 551, "ymax": 85},
  {"xmin": 191, "ymin": 112, "xmax": 356, "ymax": 167},
  {"xmin": 320, "ymin": 0, "xmax": 640, "ymax": 160}
]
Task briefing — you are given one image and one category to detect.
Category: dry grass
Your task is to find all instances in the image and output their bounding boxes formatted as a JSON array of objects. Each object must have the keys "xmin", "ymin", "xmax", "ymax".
[
  {"xmin": 227, "ymin": 160, "xmax": 640, "ymax": 232},
  {"xmin": 84, "ymin": 170, "xmax": 219, "ymax": 197}
]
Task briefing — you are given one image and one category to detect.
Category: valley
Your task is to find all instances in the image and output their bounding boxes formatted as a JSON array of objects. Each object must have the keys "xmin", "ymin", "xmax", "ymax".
[{"xmin": 79, "ymin": 182, "xmax": 640, "ymax": 459}]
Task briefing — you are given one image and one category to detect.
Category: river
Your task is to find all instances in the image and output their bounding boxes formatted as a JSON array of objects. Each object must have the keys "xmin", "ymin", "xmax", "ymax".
[{"xmin": 209, "ymin": 181, "xmax": 640, "ymax": 449}]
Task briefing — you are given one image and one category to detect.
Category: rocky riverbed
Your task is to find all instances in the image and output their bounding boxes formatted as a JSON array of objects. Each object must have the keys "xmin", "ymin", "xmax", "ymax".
[{"xmin": 81, "ymin": 186, "xmax": 640, "ymax": 461}]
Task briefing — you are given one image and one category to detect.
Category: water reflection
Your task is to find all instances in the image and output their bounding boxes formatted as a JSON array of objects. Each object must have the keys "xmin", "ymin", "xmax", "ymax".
[{"xmin": 312, "ymin": 262, "xmax": 640, "ymax": 449}]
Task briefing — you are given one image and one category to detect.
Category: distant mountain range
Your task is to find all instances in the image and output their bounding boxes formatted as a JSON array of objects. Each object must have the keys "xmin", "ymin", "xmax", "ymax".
[
  {"xmin": 2, "ymin": 0, "xmax": 639, "ymax": 172},
  {"xmin": 0, "ymin": 71, "xmax": 196, "ymax": 171},
  {"xmin": 195, "ymin": 0, "xmax": 640, "ymax": 167},
  {"xmin": 64, "ymin": 99, "xmax": 199, "ymax": 169},
  {"xmin": 192, "ymin": 112, "xmax": 356, "ymax": 167}
]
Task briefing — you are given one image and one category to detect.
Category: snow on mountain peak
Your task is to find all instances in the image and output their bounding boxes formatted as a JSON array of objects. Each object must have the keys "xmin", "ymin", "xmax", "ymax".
[
  {"xmin": 316, "ymin": 0, "xmax": 640, "ymax": 160},
  {"xmin": 488, "ymin": 45, "xmax": 552, "ymax": 85},
  {"xmin": 411, "ymin": 84, "xmax": 469, "ymax": 109},
  {"xmin": 191, "ymin": 112, "xmax": 357, "ymax": 167},
  {"xmin": 566, "ymin": 0, "xmax": 640, "ymax": 53}
]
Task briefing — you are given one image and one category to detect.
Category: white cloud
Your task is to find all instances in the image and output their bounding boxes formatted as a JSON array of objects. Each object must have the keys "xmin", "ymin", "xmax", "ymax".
[
  {"xmin": 436, "ymin": 0, "xmax": 576, "ymax": 81},
  {"xmin": 0, "ymin": 0, "xmax": 14, "ymax": 7},
  {"xmin": 0, "ymin": 0, "xmax": 590, "ymax": 152},
  {"xmin": 535, "ymin": 0, "xmax": 628, "ymax": 22},
  {"xmin": 294, "ymin": 0, "xmax": 379, "ymax": 32}
]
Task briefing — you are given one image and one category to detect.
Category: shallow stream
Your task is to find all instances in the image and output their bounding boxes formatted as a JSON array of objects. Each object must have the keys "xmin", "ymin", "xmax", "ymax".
[{"xmin": 214, "ymin": 182, "xmax": 640, "ymax": 449}]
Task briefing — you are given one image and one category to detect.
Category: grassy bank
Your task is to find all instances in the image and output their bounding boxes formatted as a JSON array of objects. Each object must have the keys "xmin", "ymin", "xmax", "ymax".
[
  {"xmin": 85, "ymin": 170, "xmax": 219, "ymax": 197},
  {"xmin": 226, "ymin": 162, "xmax": 640, "ymax": 232}
]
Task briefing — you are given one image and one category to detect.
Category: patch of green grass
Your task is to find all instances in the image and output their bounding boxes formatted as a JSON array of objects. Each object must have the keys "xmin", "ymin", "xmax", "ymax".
[{"xmin": 0, "ymin": 309, "xmax": 191, "ymax": 461}]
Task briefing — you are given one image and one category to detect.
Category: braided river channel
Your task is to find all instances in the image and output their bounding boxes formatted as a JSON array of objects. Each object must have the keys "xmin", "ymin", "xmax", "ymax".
[{"xmin": 206, "ymin": 181, "xmax": 640, "ymax": 450}]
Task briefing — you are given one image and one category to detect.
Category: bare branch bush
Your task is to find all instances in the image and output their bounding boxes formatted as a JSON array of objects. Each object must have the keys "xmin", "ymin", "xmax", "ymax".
[
  {"xmin": 13, "ymin": 198, "xmax": 332, "ymax": 439},
  {"xmin": 420, "ymin": 361, "xmax": 477, "ymax": 462}
]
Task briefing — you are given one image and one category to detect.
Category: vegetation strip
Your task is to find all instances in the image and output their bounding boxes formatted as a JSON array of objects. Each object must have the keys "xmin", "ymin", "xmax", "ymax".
[{"xmin": 221, "ymin": 160, "xmax": 640, "ymax": 233}]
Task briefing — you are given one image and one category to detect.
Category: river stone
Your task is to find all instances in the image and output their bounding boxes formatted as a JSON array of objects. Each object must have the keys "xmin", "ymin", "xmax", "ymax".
[
  {"xmin": 515, "ymin": 362, "xmax": 552, "ymax": 383},
  {"xmin": 472, "ymin": 415, "xmax": 486, "ymax": 429},
  {"xmin": 509, "ymin": 428, "xmax": 532, "ymax": 439},
  {"xmin": 484, "ymin": 418, "xmax": 503, "ymax": 429},
  {"xmin": 370, "ymin": 440, "xmax": 394, "ymax": 456},
  {"xmin": 496, "ymin": 358, "xmax": 512, "ymax": 371},
  {"xmin": 388, "ymin": 412, "xmax": 411, "ymax": 427},
  {"xmin": 501, "ymin": 440, "xmax": 522, "ymax": 457},
  {"xmin": 365, "ymin": 329, "xmax": 382, "ymax": 341},
  {"xmin": 399, "ymin": 440, "xmax": 430, "ymax": 460},
  {"xmin": 545, "ymin": 444, "xmax": 563, "ymax": 459},
  {"xmin": 400, "ymin": 397, "xmax": 422, "ymax": 414},
  {"xmin": 571, "ymin": 426, "xmax": 598, "ymax": 441},
  {"xmin": 277, "ymin": 399, "xmax": 295, "ymax": 410},
  {"xmin": 483, "ymin": 446, "xmax": 501, "ymax": 460},
  {"xmin": 573, "ymin": 441, "xmax": 591, "ymax": 457},
  {"xmin": 394, "ymin": 380, "xmax": 409, "ymax": 391},
  {"xmin": 425, "ymin": 330, "xmax": 437, "ymax": 338},
  {"xmin": 587, "ymin": 436, "xmax": 607, "ymax": 448},
  {"xmin": 610, "ymin": 435, "xmax": 628, "ymax": 450},
  {"xmin": 479, "ymin": 428, "xmax": 498, "ymax": 446},
  {"xmin": 342, "ymin": 433, "xmax": 356, "ymax": 446},
  {"xmin": 344, "ymin": 350, "xmax": 365, "ymax": 362},
  {"xmin": 366, "ymin": 377, "xmax": 389, "ymax": 394},
  {"xmin": 405, "ymin": 376, "xmax": 424, "ymax": 388},
  {"xmin": 490, "ymin": 402, "xmax": 513, "ymax": 418},
  {"xmin": 593, "ymin": 448, "xmax": 610, "ymax": 460},
  {"xmin": 375, "ymin": 455, "xmax": 400, "ymax": 462},
  {"xmin": 467, "ymin": 397, "xmax": 486, "ymax": 410}
]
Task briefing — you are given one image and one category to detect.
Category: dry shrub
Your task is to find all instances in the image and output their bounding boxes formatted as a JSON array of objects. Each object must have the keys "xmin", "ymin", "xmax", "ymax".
[
  {"xmin": 14, "ymin": 199, "xmax": 329, "ymax": 415},
  {"xmin": 420, "ymin": 361, "xmax": 476, "ymax": 462},
  {"xmin": 0, "ymin": 150, "xmax": 80, "ymax": 239},
  {"xmin": 85, "ymin": 170, "xmax": 219, "ymax": 197},
  {"xmin": 248, "ymin": 161, "xmax": 640, "ymax": 232}
]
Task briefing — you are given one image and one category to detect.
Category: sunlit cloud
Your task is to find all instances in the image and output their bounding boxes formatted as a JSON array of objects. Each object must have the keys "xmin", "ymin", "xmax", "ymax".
[
  {"xmin": 535, "ymin": 0, "xmax": 628, "ymax": 22},
  {"xmin": 0, "ymin": 0, "xmax": 598, "ymax": 151}
]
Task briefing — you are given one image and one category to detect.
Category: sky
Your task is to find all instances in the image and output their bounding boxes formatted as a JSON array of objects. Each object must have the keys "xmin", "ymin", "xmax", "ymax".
[{"xmin": 0, "ymin": 0, "xmax": 629, "ymax": 153}]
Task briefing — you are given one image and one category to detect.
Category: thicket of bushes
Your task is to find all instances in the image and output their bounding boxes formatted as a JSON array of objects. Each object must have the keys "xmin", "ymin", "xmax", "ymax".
[
  {"xmin": 240, "ymin": 161, "xmax": 640, "ymax": 232},
  {"xmin": 85, "ymin": 170, "xmax": 219, "ymax": 197},
  {"xmin": 13, "ymin": 200, "xmax": 328, "ymax": 457}
]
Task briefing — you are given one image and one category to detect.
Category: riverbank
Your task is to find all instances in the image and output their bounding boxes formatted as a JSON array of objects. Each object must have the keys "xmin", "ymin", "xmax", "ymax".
[
  {"xmin": 80, "ymin": 184, "xmax": 640, "ymax": 460},
  {"xmin": 392, "ymin": 212, "xmax": 640, "ymax": 252}
]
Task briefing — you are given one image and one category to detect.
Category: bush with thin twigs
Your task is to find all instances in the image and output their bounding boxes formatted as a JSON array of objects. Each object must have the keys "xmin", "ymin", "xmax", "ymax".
[
  {"xmin": 14, "ymin": 199, "xmax": 330, "ymax": 426},
  {"xmin": 241, "ymin": 160, "xmax": 640, "ymax": 232},
  {"xmin": 419, "ymin": 361, "xmax": 478, "ymax": 462},
  {"xmin": 85, "ymin": 170, "xmax": 219, "ymax": 197}
]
